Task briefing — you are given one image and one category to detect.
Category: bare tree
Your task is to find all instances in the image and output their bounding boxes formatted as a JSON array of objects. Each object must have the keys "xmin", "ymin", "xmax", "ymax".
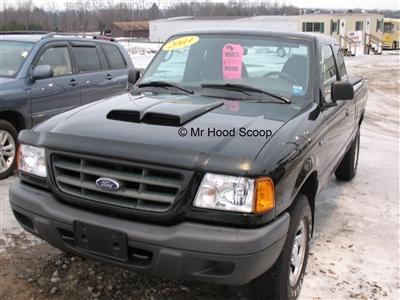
[{"xmin": 1, "ymin": 1, "xmax": 397, "ymax": 33}]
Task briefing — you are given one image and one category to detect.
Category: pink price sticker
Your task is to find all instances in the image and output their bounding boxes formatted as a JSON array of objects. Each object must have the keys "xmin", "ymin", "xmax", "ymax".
[{"xmin": 222, "ymin": 44, "xmax": 244, "ymax": 80}]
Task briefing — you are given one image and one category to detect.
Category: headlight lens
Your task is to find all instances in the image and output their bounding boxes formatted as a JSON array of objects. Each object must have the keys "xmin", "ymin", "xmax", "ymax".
[
  {"xmin": 193, "ymin": 173, "xmax": 269, "ymax": 214},
  {"xmin": 194, "ymin": 173, "xmax": 275, "ymax": 213},
  {"xmin": 194, "ymin": 173, "xmax": 254, "ymax": 213},
  {"xmin": 18, "ymin": 144, "xmax": 47, "ymax": 178}
]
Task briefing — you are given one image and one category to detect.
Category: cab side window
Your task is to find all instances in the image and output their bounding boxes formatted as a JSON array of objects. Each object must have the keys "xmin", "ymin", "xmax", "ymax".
[
  {"xmin": 72, "ymin": 46, "xmax": 102, "ymax": 73},
  {"xmin": 38, "ymin": 46, "xmax": 72, "ymax": 76},
  {"xmin": 333, "ymin": 45, "xmax": 348, "ymax": 81},
  {"xmin": 321, "ymin": 45, "xmax": 337, "ymax": 102}
]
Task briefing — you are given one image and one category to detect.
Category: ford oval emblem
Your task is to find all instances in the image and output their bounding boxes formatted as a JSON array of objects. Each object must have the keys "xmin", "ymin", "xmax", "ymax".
[{"xmin": 96, "ymin": 178, "xmax": 121, "ymax": 191}]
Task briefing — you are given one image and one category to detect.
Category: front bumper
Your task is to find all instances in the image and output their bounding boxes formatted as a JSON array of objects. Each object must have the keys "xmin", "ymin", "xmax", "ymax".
[{"xmin": 9, "ymin": 180, "xmax": 289, "ymax": 286}]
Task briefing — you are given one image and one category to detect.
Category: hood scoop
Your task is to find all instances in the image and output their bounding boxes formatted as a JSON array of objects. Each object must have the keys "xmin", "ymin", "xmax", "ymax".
[{"xmin": 107, "ymin": 100, "xmax": 224, "ymax": 126}]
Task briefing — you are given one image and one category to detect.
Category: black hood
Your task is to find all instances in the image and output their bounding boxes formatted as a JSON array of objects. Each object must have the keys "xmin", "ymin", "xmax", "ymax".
[{"xmin": 27, "ymin": 92, "xmax": 303, "ymax": 175}]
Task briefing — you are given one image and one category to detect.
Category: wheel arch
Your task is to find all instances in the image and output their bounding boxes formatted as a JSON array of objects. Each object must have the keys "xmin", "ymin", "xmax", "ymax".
[
  {"xmin": 296, "ymin": 171, "xmax": 318, "ymax": 234},
  {"xmin": 0, "ymin": 111, "xmax": 26, "ymax": 132},
  {"xmin": 358, "ymin": 111, "xmax": 364, "ymax": 127}
]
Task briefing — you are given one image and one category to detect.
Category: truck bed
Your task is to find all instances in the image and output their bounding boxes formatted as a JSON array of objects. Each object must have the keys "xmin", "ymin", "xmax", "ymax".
[{"xmin": 348, "ymin": 75, "xmax": 364, "ymax": 86}]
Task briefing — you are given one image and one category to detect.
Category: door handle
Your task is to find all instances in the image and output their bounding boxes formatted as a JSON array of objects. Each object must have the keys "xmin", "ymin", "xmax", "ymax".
[
  {"xmin": 69, "ymin": 79, "xmax": 79, "ymax": 86},
  {"xmin": 106, "ymin": 74, "xmax": 113, "ymax": 80},
  {"xmin": 345, "ymin": 108, "xmax": 349, "ymax": 117}
]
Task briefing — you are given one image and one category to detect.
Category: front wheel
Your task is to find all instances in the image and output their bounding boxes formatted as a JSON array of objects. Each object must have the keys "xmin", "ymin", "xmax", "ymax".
[
  {"xmin": 249, "ymin": 194, "xmax": 312, "ymax": 300},
  {"xmin": 0, "ymin": 120, "xmax": 18, "ymax": 180}
]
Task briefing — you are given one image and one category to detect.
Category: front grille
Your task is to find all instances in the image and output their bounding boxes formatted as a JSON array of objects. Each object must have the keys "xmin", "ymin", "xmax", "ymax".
[{"xmin": 52, "ymin": 153, "xmax": 184, "ymax": 212}]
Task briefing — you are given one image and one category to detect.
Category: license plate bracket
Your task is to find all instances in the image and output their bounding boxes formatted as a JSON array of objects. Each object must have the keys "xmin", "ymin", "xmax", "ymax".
[{"xmin": 74, "ymin": 221, "xmax": 128, "ymax": 261}]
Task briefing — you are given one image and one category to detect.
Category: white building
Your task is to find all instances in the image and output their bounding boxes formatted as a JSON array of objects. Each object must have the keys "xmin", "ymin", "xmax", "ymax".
[
  {"xmin": 149, "ymin": 15, "xmax": 297, "ymax": 43},
  {"xmin": 298, "ymin": 13, "xmax": 384, "ymax": 55},
  {"xmin": 149, "ymin": 13, "xmax": 385, "ymax": 55}
]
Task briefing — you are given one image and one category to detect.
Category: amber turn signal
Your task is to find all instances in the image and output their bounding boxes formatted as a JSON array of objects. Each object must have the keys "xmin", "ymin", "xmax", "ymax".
[{"xmin": 254, "ymin": 177, "xmax": 275, "ymax": 214}]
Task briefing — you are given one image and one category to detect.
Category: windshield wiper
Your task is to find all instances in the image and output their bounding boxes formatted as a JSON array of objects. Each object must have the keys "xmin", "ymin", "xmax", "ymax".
[
  {"xmin": 201, "ymin": 83, "xmax": 291, "ymax": 104},
  {"xmin": 137, "ymin": 81, "xmax": 193, "ymax": 94}
]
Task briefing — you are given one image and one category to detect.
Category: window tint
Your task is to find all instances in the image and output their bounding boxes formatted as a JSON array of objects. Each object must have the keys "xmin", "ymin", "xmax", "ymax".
[
  {"xmin": 37, "ymin": 46, "xmax": 72, "ymax": 77},
  {"xmin": 101, "ymin": 44, "xmax": 126, "ymax": 70},
  {"xmin": 96, "ymin": 45, "xmax": 110, "ymax": 70},
  {"xmin": 321, "ymin": 45, "xmax": 337, "ymax": 102},
  {"xmin": 72, "ymin": 46, "xmax": 101, "ymax": 73}
]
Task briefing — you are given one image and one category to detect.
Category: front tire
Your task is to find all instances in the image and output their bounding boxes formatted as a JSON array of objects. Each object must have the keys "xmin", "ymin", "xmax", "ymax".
[
  {"xmin": 249, "ymin": 194, "xmax": 312, "ymax": 300},
  {"xmin": 0, "ymin": 120, "xmax": 18, "ymax": 180}
]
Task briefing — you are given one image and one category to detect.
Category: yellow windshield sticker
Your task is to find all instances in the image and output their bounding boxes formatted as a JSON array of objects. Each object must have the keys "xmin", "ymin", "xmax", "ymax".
[
  {"xmin": 168, "ymin": 100, "xmax": 193, "ymax": 104},
  {"xmin": 163, "ymin": 36, "xmax": 199, "ymax": 51}
]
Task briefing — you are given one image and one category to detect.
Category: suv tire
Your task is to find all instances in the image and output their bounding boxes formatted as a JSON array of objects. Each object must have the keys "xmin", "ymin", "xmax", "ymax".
[{"xmin": 0, "ymin": 120, "xmax": 18, "ymax": 180}]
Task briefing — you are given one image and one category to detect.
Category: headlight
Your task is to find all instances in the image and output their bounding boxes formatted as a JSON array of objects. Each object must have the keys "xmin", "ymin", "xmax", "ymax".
[
  {"xmin": 193, "ymin": 173, "xmax": 275, "ymax": 213},
  {"xmin": 18, "ymin": 144, "xmax": 47, "ymax": 178}
]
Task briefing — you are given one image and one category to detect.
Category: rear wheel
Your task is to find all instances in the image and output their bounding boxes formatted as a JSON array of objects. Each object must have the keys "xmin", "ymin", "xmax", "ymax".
[
  {"xmin": 0, "ymin": 120, "xmax": 18, "ymax": 180},
  {"xmin": 249, "ymin": 194, "xmax": 312, "ymax": 300},
  {"xmin": 335, "ymin": 128, "xmax": 360, "ymax": 181}
]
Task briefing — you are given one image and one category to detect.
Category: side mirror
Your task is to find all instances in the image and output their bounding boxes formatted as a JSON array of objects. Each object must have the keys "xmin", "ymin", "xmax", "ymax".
[
  {"xmin": 331, "ymin": 81, "xmax": 354, "ymax": 101},
  {"xmin": 128, "ymin": 68, "xmax": 140, "ymax": 85},
  {"xmin": 31, "ymin": 65, "xmax": 54, "ymax": 81}
]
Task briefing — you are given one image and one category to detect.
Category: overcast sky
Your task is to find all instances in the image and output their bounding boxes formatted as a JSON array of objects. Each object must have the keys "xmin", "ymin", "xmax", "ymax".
[
  {"xmin": 2, "ymin": 0, "xmax": 400, "ymax": 11},
  {"xmin": 288, "ymin": 0, "xmax": 399, "ymax": 10}
]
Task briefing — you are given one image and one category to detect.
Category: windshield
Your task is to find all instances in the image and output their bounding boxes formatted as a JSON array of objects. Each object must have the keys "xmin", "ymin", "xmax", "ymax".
[
  {"xmin": 0, "ymin": 41, "xmax": 34, "ymax": 77},
  {"xmin": 138, "ymin": 34, "xmax": 312, "ymax": 102}
]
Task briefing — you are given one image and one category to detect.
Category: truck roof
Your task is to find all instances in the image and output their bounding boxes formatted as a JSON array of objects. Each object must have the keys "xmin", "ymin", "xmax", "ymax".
[{"xmin": 170, "ymin": 28, "xmax": 338, "ymax": 45}]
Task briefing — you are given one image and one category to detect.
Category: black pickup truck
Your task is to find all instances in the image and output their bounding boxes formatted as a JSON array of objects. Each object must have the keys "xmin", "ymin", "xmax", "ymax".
[{"xmin": 10, "ymin": 29, "xmax": 367, "ymax": 299}]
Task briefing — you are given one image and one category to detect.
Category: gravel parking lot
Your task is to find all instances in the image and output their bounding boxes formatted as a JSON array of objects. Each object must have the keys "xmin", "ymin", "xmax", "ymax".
[{"xmin": 1, "ymin": 51, "xmax": 399, "ymax": 300}]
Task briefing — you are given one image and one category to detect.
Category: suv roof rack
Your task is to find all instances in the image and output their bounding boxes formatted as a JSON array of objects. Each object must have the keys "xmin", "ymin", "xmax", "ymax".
[
  {"xmin": 0, "ymin": 31, "xmax": 117, "ymax": 42},
  {"xmin": 0, "ymin": 31, "xmax": 52, "ymax": 35}
]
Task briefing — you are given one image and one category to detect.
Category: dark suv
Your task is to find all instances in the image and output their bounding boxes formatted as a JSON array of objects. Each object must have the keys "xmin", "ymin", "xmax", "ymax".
[{"xmin": 0, "ymin": 31, "xmax": 134, "ymax": 179}]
